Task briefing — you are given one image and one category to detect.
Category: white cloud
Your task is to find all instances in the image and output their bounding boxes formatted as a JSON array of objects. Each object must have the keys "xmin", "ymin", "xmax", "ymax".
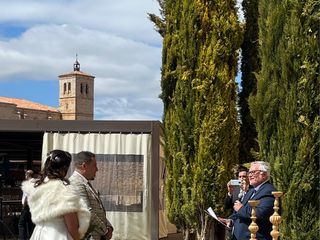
[
  {"xmin": 0, "ymin": 0, "xmax": 161, "ymax": 44},
  {"xmin": 95, "ymin": 96, "xmax": 162, "ymax": 120},
  {"xmin": 0, "ymin": 0, "xmax": 163, "ymax": 120}
]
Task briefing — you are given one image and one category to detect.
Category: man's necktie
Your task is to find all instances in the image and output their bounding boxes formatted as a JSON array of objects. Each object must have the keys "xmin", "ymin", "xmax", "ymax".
[
  {"xmin": 250, "ymin": 189, "xmax": 257, "ymax": 199},
  {"xmin": 88, "ymin": 181, "xmax": 105, "ymax": 210}
]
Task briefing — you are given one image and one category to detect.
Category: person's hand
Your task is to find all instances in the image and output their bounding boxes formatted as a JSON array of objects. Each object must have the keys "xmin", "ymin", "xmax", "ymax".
[
  {"xmin": 227, "ymin": 181, "xmax": 234, "ymax": 194},
  {"xmin": 233, "ymin": 200, "xmax": 243, "ymax": 212},
  {"xmin": 218, "ymin": 217, "xmax": 232, "ymax": 228},
  {"xmin": 104, "ymin": 227, "xmax": 113, "ymax": 240},
  {"xmin": 218, "ymin": 217, "xmax": 228, "ymax": 224}
]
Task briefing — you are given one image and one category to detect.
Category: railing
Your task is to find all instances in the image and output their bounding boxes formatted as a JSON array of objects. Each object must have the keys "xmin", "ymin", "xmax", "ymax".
[
  {"xmin": 248, "ymin": 191, "xmax": 283, "ymax": 240},
  {"xmin": 0, "ymin": 197, "xmax": 22, "ymax": 240}
]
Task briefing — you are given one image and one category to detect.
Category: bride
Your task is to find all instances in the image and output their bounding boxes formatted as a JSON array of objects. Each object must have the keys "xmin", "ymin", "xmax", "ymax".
[{"xmin": 22, "ymin": 149, "xmax": 91, "ymax": 240}]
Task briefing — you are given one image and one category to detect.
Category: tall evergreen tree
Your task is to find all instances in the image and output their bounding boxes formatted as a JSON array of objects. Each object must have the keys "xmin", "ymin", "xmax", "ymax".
[
  {"xmin": 250, "ymin": 0, "xmax": 319, "ymax": 239},
  {"xmin": 190, "ymin": 1, "xmax": 241, "ymax": 238},
  {"xmin": 150, "ymin": 0, "xmax": 242, "ymax": 239},
  {"xmin": 150, "ymin": 0, "xmax": 197, "ymax": 237},
  {"xmin": 238, "ymin": 0, "xmax": 260, "ymax": 163}
]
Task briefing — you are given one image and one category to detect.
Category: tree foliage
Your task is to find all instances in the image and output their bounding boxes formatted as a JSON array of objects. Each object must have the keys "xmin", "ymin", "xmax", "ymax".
[
  {"xmin": 238, "ymin": 0, "xmax": 260, "ymax": 163},
  {"xmin": 150, "ymin": 0, "xmax": 242, "ymax": 238},
  {"xmin": 250, "ymin": 0, "xmax": 320, "ymax": 239}
]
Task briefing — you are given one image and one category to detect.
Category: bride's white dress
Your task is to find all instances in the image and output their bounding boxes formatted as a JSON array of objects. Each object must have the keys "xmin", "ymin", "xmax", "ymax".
[
  {"xmin": 30, "ymin": 217, "xmax": 72, "ymax": 240},
  {"xmin": 22, "ymin": 178, "xmax": 91, "ymax": 240}
]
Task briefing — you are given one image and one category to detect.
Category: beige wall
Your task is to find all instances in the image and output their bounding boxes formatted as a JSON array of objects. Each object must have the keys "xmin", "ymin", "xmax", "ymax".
[
  {"xmin": 19, "ymin": 108, "xmax": 61, "ymax": 120},
  {"xmin": 0, "ymin": 102, "xmax": 20, "ymax": 119},
  {"xmin": 0, "ymin": 102, "xmax": 61, "ymax": 120}
]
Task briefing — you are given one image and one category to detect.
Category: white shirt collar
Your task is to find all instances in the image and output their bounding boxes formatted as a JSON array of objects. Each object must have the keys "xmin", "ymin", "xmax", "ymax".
[
  {"xmin": 254, "ymin": 179, "xmax": 268, "ymax": 192},
  {"xmin": 74, "ymin": 170, "xmax": 89, "ymax": 183}
]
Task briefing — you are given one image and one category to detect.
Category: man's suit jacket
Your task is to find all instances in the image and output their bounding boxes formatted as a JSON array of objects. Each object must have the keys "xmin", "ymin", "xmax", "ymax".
[
  {"xmin": 224, "ymin": 186, "xmax": 253, "ymax": 210},
  {"xmin": 69, "ymin": 171, "xmax": 113, "ymax": 240},
  {"xmin": 229, "ymin": 181, "xmax": 276, "ymax": 240},
  {"xmin": 224, "ymin": 187, "xmax": 241, "ymax": 210}
]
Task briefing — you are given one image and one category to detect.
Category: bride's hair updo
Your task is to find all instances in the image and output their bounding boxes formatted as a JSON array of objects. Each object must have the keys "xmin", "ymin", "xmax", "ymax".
[{"xmin": 34, "ymin": 149, "xmax": 72, "ymax": 187}]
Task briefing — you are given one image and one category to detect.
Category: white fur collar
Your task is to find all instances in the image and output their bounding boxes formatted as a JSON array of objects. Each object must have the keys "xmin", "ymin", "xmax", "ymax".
[{"xmin": 22, "ymin": 179, "xmax": 90, "ymax": 238}]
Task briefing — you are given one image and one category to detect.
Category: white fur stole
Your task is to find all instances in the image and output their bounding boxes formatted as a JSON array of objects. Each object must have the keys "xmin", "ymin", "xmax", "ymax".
[{"xmin": 22, "ymin": 179, "xmax": 91, "ymax": 238}]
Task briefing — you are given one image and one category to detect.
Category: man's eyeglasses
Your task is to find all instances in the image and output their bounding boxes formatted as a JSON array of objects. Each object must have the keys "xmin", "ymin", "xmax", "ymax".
[{"xmin": 248, "ymin": 170, "xmax": 264, "ymax": 175}]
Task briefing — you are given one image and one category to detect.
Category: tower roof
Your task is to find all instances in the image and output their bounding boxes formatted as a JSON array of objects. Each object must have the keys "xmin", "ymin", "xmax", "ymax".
[
  {"xmin": 59, "ymin": 56, "xmax": 94, "ymax": 78},
  {"xmin": 58, "ymin": 71, "xmax": 95, "ymax": 78}
]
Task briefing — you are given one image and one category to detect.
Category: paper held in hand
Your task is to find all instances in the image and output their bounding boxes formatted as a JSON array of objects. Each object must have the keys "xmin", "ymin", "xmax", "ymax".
[{"xmin": 205, "ymin": 207, "xmax": 229, "ymax": 228}]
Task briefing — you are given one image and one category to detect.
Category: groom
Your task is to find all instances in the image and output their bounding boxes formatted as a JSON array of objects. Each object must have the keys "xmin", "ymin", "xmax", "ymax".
[{"xmin": 69, "ymin": 151, "xmax": 113, "ymax": 240}]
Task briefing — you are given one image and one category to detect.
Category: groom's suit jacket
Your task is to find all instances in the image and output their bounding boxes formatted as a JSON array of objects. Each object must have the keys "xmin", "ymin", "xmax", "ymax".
[
  {"xmin": 229, "ymin": 181, "xmax": 276, "ymax": 240},
  {"xmin": 69, "ymin": 171, "xmax": 113, "ymax": 240}
]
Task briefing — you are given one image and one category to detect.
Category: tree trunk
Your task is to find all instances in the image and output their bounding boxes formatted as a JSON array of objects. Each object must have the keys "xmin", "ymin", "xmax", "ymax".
[
  {"xmin": 182, "ymin": 228, "xmax": 196, "ymax": 240},
  {"xmin": 194, "ymin": 215, "xmax": 227, "ymax": 239},
  {"xmin": 196, "ymin": 217, "xmax": 211, "ymax": 240},
  {"xmin": 197, "ymin": 217, "xmax": 219, "ymax": 240}
]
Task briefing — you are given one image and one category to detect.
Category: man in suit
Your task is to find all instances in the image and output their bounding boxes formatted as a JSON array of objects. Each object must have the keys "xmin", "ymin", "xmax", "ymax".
[
  {"xmin": 69, "ymin": 151, "xmax": 113, "ymax": 240},
  {"xmin": 224, "ymin": 165, "xmax": 250, "ymax": 210},
  {"xmin": 224, "ymin": 165, "xmax": 251, "ymax": 240},
  {"xmin": 220, "ymin": 161, "xmax": 276, "ymax": 240}
]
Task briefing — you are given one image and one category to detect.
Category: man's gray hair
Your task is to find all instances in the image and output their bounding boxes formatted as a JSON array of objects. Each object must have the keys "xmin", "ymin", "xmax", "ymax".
[
  {"xmin": 73, "ymin": 151, "xmax": 95, "ymax": 168},
  {"xmin": 25, "ymin": 170, "xmax": 34, "ymax": 179},
  {"xmin": 251, "ymin": 161, "xmax": 271, "ymax": 179}
]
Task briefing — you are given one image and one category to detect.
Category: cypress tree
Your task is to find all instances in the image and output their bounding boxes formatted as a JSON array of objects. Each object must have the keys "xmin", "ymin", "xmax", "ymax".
[
  {"xmin": 250, "ymin": 0, "xmax": 319, "ymax": 239},
  {"xmin": 190, "ymin": 0, "xmax": 241, "ymax": 238},
  {"xmin": 151, "ymin": 0, "xmax": 242, "ymax": 238},
  {"xmin": 150, "ymin": 0, "xmax": 197, "ymax": 237},
  {"xmin": 238, "ymin": 0, "xmax": 259, "ymax": 163}
]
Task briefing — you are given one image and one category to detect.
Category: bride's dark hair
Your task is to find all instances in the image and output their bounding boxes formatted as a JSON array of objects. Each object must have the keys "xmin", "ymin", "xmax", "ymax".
[{"xmin": 34, "ymin": 149, "xmax": 72, "ymax": 187}]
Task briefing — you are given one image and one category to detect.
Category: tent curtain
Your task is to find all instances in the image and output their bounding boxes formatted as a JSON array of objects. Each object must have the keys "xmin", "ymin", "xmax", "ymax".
[{"xmin": 42, "ymin": 132, "xmax": 160, "ymax": 239}]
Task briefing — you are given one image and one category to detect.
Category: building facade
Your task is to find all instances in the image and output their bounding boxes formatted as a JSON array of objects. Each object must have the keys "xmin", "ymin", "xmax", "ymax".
[{"xmin": 0, "ymin": 59, "xmax": 94, "ymax": 120}]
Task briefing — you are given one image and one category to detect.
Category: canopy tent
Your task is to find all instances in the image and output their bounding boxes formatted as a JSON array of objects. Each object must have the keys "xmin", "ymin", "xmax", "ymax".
[{"xmin": 0, "ymin": 119, "xmax": 176, "ymax": 239}]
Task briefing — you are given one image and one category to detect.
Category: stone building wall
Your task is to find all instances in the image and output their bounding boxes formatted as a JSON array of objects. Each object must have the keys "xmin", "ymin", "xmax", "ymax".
[
  {"xmin": 59, "ymin": 72, "xmax": 94, "ymax": 120},
  {"xmin": 59, "ymin": 76, "xmax": 77, "ymax": 117},
  {"xmin": 17, "ymin": 108, "xmax": 61, "ymax": 120},
  {"xmin": 75, "ymin": 76, "xmax": 94, "ymax": 120},
  {"xmin": 0, "ymin": 102, "xmax": 61, "ymax": 120},
  {"xmin": 0, "ymin": 102, "xmax": 19, "ymax": 120}
]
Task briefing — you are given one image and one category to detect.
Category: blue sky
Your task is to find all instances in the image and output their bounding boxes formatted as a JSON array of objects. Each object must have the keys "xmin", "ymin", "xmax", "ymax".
[
  {"xmin": 0, "ymin": 24, "xmax": 27, "ymax": 38},
  {"xmin": 0, "ymin": 80, "xmax": 58, "ymax": 107},
  {"xmin": 0, "ymin": 0, "xmax": 242, "ymax": 120},
  {"xmin": 0, "ymin": 0, "xmax": 163, "ymax": 120}
]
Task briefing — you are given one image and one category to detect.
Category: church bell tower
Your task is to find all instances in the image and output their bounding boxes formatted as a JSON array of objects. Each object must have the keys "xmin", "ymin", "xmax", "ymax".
[{"xmin": 59, "ymin": 57, "xmax": 94, "ymax": 120}]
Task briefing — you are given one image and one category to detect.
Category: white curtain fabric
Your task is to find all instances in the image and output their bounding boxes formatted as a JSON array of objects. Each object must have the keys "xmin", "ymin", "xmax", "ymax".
[{"xmin": 42, "ymin": 132, "xmax": 167, "ymax": 239}]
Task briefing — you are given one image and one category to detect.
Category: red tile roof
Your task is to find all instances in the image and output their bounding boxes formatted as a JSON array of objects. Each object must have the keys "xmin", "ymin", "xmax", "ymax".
[{"xmin": 0, "ymin": 96, "xmax": 59, "ymax": 112}]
